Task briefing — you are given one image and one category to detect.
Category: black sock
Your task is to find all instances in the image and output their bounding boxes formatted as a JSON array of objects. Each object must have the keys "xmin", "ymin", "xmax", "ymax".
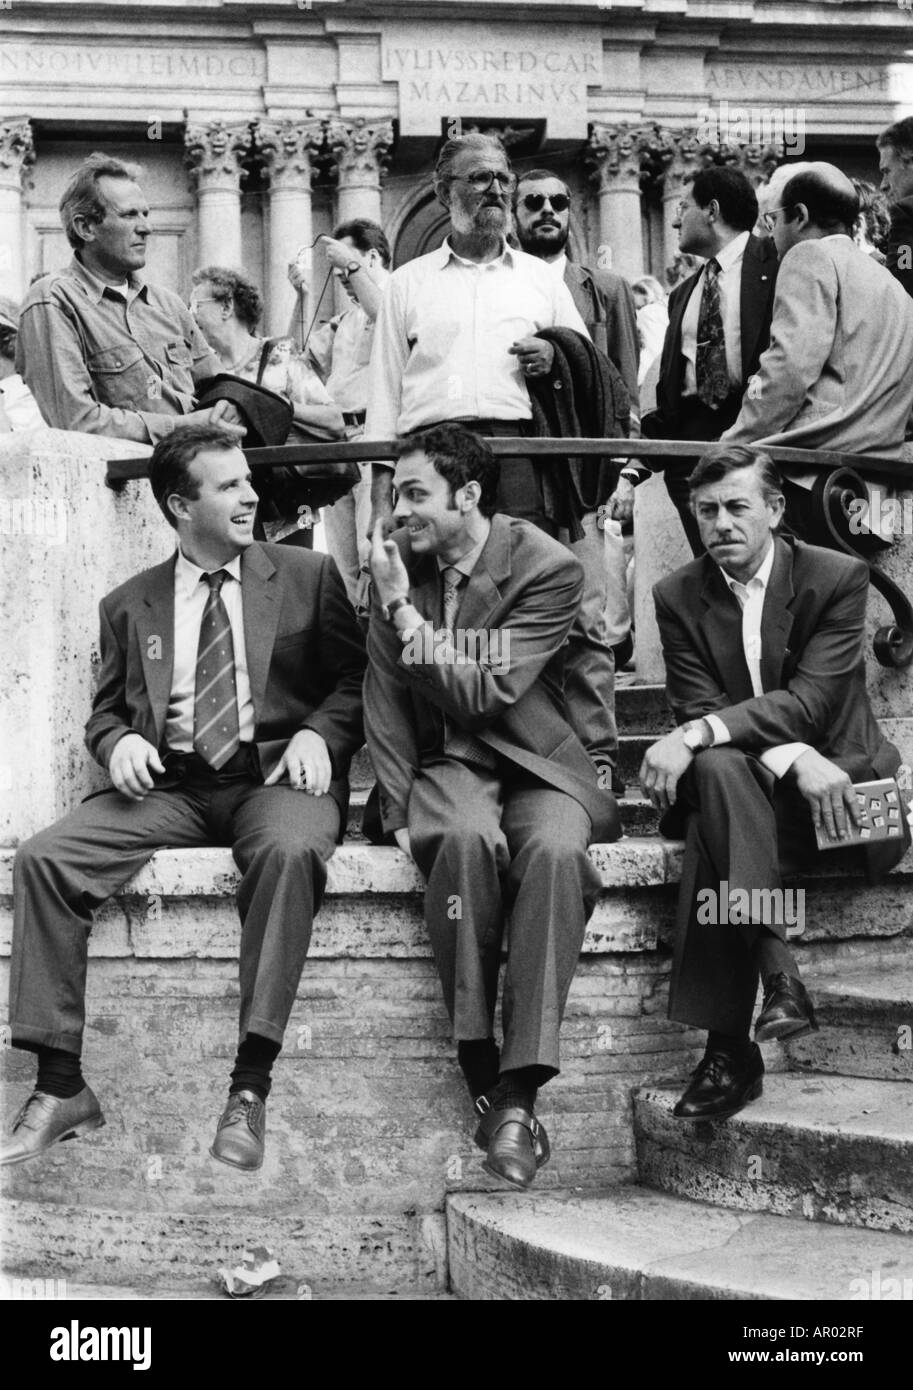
[
  {"xmin": 489, "ymin": 1065, "xmax": 550, "ymax": 1112},
  {"xmin": 707, "ymin": 1029, "xmax": 754, "ymax": 1060},
  {"xmin": 458, "ymin": 1039, "xmax": 500, "ymax": 1100},
  {"xmin": 229, "ymin": 1033, "xmax": 281, "ymax": 1103},
  {"xmin": 35, "ymin": 1046, "xmax": 85, "ymax": 1100}
]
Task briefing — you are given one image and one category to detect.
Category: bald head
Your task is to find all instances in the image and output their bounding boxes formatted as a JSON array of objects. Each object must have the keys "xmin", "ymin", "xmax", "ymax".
[{"xmin": 782, "ymin": 163, "xmax": 859, "ymax": 230}]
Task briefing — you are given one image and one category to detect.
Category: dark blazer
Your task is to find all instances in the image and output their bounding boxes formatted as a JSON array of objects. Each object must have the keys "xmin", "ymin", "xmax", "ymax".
[
  {"xmin": 364, "ymin": 513, "xmax": 619, "ymax": 843},
  {"xmin": 886, "ymin": 195, "xmax": 913, "ymax": 299},
  {"xmin": 85, "ymin": 542, "xmax": 367, "ymax": 822},
  {"xmin": 654, "ymin": 535, "xmax": 905, "ymax": 880},
  {"xmin": 563, "ymin": 262, "xmax": 640, "ymax": 410},
  {"xmin": 650, "ymin": 233, "xmax": 779, "ymax": 432}
]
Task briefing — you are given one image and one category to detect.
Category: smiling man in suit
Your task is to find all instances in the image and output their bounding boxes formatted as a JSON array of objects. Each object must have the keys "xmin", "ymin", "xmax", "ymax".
[
  {"xmin": 2, "ymin": 425, "xmax": 366, "ymax": 1172},
  {"xmin": 640, "ymin": 446, "xmax": 907, "ymax": 1121},
  {"xmin": 623, "ymin": 167, "xmax": 779, "ymax": 553},
  {"xmin": 365, "ymin": 423, "xmax": 619, "ymax": 1190}
]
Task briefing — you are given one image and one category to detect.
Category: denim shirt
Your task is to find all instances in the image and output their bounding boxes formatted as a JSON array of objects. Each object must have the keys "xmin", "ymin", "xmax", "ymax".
[{"xmin": 16, "ymin": 256, "xmax": 221, "ymax": 443}]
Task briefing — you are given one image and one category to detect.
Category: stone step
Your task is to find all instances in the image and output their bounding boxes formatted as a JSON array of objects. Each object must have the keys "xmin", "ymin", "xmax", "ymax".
[
  {"xmin": 446, "ymin": 1186, "xmax": 913, "ymax": 1301},
  {"xmin": 634, "ymin": 1074, "xmax": 913, "ymax": 1234},
  {"xmin": 0, "ymin": 1275, "xmax": 457, "ymax": 1301},
  {"xmin": 786, "ymin": 947, "xmax": 913, "ymax": 1083},
  {"xmin": 615, "ymin": 682, "xmax": 674, "ymax": 736}
]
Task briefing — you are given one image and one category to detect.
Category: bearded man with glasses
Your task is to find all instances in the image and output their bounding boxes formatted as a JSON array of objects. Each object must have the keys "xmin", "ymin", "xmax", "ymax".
[{"xmin": 365, "ymin": 133, "xmax": 589, "ymax": 539}]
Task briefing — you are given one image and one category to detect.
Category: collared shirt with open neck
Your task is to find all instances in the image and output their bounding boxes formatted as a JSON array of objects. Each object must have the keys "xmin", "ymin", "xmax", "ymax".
[
  {"xmin": 15, "ymin": 254, "xmax": 221, "ymax": 443},
  {"xmin": 365, "ymin": 236, "xmax": 588, "ymax": 440},
  {"xmin": 705, "ymin": 538, "xmax": 811, "ymax": 777}
]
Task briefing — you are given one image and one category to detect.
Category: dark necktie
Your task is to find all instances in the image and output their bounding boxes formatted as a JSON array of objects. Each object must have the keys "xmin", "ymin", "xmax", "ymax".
[
  {"xmin": 442, "ymin": 566, "xmax": 462, "ymax": 631},
  {"xmin": 193, "ymin": 570, "xmax": 241, "ymax": 770},
  {"xmin": 696, "ymin": 257, "xmax": 730, "ymax": 407}
]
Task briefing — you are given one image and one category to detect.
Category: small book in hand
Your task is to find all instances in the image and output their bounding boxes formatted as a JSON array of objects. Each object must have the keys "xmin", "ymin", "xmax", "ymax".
[{"xmin": 814, "ymin": 777, "xmax": 910, "ymax": 850}]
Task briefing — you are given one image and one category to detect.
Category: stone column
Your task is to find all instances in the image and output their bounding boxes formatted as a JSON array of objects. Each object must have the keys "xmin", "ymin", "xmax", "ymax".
[
  {"xmin": 327, "ymin": 117, "xmax": 394, "ymax": 227},
  {"xmin": 258, "ymin": 120, "xmax": 322, "ymax": 336},
  {"xmin": 0, "ymin": 119, "xmax": 35, "ymax": 302},
  {"xmin": 586, "ymin": 124, "xmax": 646, "ymax": 284},
  {"xmin": 183, "ymin": 120, "xmax": 250, "ymax": 269}
]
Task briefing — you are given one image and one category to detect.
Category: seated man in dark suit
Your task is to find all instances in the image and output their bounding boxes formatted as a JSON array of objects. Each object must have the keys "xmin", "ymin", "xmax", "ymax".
[
  {"xmin": 640, "ymin": 446, "xmax": 907, "ymax": 1121},
  {"xmin": 2, "ymin": 425, "xmax": 366, "ymax": 1172},
  {"xmin": 618, "ymin": 167, "xmax": 779, "ymax": 553},
  {"xmin": 365, "ymin": 424, "xmax": 619, "ymax": 1189}
]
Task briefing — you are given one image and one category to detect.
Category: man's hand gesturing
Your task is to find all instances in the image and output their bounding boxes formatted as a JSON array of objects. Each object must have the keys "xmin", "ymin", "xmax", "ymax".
[{"xmin": 370, "ymin": 520, "xmax": 410, "ymax": 607}]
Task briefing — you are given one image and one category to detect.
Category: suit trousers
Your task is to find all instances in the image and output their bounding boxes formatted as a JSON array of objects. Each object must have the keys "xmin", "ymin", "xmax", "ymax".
[
  {"xmin": 407, "ymin": 757, "xmax": 602, "ymax": 1078},
  {"xmin": 665, "ymin": 746, "xmax": 855, "ymax": 1036},
  {"xmin": 9, "ymin": 759, "xmax": 340, "ymax": 1055}
]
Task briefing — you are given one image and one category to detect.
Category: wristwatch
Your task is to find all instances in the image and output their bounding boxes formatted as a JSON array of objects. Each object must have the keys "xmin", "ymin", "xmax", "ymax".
[
  {"xmin": 681, "ymin": 719, "xmax": 713, "ymax": 751},
  {"xmin": 382, "ymin": 595, "xmax": 410, "ymax": 622},
  {"xmin": 343, "ymin": 259, "xmax": 361, "ymax": 277}
]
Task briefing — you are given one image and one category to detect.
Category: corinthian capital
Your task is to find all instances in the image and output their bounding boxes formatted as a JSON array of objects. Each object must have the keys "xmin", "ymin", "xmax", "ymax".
[
  {"xmin": 326, "ymin": 117, "xmax": 394, "ymax": 189},
  {"xmin": 256, "ymin": 119, "xmax": 323, "ymax": 193},
  {"xmin": 585, "ymin": 123, "xmax": 650, "ymax": 194},
  {"xmin": 184, "ymin": 119, "xmax": 251, "ymax": 193},
  {"xmin": 0, "ymin": 119, "xmax": 35, "ymax": 192}
]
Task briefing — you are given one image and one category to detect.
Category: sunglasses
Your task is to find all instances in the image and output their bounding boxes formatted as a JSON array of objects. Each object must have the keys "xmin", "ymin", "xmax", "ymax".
[{"xmin": 520, "ymin": 192, "xmax": 570, "ymax": 213}]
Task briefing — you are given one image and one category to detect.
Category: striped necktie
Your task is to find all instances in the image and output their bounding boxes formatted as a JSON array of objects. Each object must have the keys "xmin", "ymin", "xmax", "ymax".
[
  {"xmin": 696, "ymin": 257, "xmax": 730, "ymax": 407},
  {"xmin": 193, "ymin": 570, "xmax": 241, "ymax": 770},
  {"xmin": 442, "ymin": 566, "xmax": 462, "ymax": 631}
]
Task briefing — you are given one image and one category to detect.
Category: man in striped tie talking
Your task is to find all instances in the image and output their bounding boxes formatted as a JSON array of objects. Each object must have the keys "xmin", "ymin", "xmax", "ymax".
[{"xmin": 2, "ymin": 425, "xmax": 366, "ymax": 1172}]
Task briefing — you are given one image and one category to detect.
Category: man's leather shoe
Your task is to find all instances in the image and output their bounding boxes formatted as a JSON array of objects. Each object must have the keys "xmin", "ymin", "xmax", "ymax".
[
  {"xmin": 210, "ymin": 1090, "xmax": 265, "ymax": 1171},
  {"xmin": 0, "ymin": 1087, "xmax": 105, "ymax": 1166},
  {"xmin": 473, "ymin": 1096, "xmax": 550, "ymax": 1191},
  {"xmin": 755, "ymin": 972, "xmax": 818, "ymax": 1043},
  {"xmin": 672, "ymin": 1043, "xmax": 764, "ymax": 1121}
]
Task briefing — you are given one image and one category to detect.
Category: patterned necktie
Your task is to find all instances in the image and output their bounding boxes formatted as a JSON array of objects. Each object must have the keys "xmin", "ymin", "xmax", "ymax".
[
  {"xmin": 695, "ymin": 257, "xmax": 730, "ymax": 407},
  {"xmin": 441, "ymin": 566, "xmax": 462, "ymax": 631},
  {"xmin": 193, "ymin": 570, "xmax": 241, "ymax": 770}
]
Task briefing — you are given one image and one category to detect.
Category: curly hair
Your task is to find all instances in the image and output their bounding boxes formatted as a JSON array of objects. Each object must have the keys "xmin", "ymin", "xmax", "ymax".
[
  {"xmin": 191, "ymin": 265, "xmax": 263, "ymax": 333},
  {"xmin": 397, "ymin": 424, "xmax": 499, "ymax": 516}
]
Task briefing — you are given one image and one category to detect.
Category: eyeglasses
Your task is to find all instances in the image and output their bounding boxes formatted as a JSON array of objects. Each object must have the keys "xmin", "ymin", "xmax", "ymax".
[
  {"xmin": 762, "ymin": 206, "xmax": 792, "ymax": 232},
  {"xmin": 450, "ymin": 169, "xmax": 517, "ymax": 194},
  {"xmin": 520, "ymin": 192, "xmax": 570, "ymax": 213}
]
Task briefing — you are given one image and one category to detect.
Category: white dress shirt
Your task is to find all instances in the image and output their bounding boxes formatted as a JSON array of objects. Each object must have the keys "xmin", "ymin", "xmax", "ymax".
[
  {"xmin": 164, "ymin": 549, "xmax": 255, "ymax": 753},
  {"xmin": 680, "ymin": 230, "xmax": 748, "ymax": 399},
  {"xmin": 365, "ymin": 238, "xmax": 589, "ymax": 441},
  {"xmin": 704, "ymin": 541, "xmax": 811, "ymax": 778}
]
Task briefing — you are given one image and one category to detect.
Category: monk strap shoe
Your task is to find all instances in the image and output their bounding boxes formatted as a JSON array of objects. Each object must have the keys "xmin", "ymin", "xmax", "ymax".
[{"xmin": 474, "ymin": 1095, "xmax": 550, "ymax": 1191}]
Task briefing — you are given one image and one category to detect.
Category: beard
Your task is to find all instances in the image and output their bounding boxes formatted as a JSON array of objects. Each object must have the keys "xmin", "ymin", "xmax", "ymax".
[
  {"xmin": 517, "ymin": 221, "xmax": 569, "ymax": 256},
  {"xmin": 451, "ymin": 200, "xmax": 510, "ymax": 238}
]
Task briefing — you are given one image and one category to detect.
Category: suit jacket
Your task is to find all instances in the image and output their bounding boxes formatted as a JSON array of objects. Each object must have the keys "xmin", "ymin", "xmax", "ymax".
[
  {"xmin": 723, "ymin": 235, "xmax": 913, "ymax": 461},
  {"xmin": 84, "ymin": 542, "xmax": 367, "ymax": 823},
  {"xmin": 563, "ymin": 262, "xmax": 640, "ymax": 413},
  {"xmin": 886, "ymin": 195, "xmax": 913, "ymax": 299},
  {"xmin": 653, "ymin": 535, "xmax": 905, "ymax": 880},
  {"xmin": 364, "ymin": 513, "xmax": 619, "ymax": 843}
]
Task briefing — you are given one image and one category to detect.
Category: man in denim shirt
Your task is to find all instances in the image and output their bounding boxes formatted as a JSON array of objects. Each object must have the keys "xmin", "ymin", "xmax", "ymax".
[{"xmin": 17, "ymin": 152, "xmax": 244, "ymax": 445}]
